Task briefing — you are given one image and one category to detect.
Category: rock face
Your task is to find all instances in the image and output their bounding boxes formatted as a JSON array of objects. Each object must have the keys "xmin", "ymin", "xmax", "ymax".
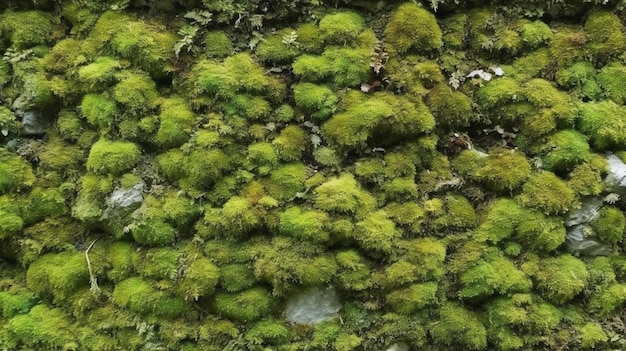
[
  {"xmin": 107, "ymin": 183, "xmax": 144, "ymax": 209},
  {"xmin": 605, "ymin": 153, "xmax": 626, "ymax": 194},
  {"xmin": 384, "ymin": 343, "xmax": 409, "ymax": 351},
  {"xmin": 19, "ymin": 111, "xmax": 51, "ymax": 136},
  {"xmin": 285, "ymin": 287, "xmax": 341, "ymax": 325}
]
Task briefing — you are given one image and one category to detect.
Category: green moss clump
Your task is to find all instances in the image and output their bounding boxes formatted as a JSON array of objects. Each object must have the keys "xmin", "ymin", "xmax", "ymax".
[
  {"xmin": 56, "ymin": 110, "xmax": 84, "ymax": 142},
  {"xmin": 459, "ymin": 251, "xmax": 531, "ymax": 299},
  {"xmin": 41, "ymin": 38, "xmax": 82, "ymax": 74},
  {"xmin": 198, "ymin": 197, "xmax": 260, "ymax": 239},
  {"xmin": 520, "ymin": 20, "xmax": 553, "ymax": 49},
  {"xmin": 476, "ymin": 77, "xmax": 522, "ymax": 110},
  {"xmin": 588, "ymin": 283, "xmax": 626, "ymax": 318},
  {"xmin": 6, "ymin": 304, "xmax": 75, "ymax": 350},
  {"xmin": 0, "ymin": 291, "xmax": 35, "ymax": 318},
  {"xmin": 271, "ymin": 125, "xmax": 307, "ymax": 162},
  {"xmin": 80, "ymin": 93, "xmax": 118, "ymax": 130},
  {"xmin": 132, "ymin": 219, "xmax": 176, "ymax": 246},
  {"xmin": 591, "ymin": 206, "xmax": 625, "ymax": 244},
  {"xmin": 353, "ymin": 210, "xmax": 400, "ymax": 255},
  {"xmin": 246, "ymin": 142, "xmax": 278, "ymax": 175},
  {"xmin": 293, "ymin": 83, "xmax": 338, "ymax": 122},
  {"xmin": 425, "ymin": 84, "xmax": 473, "ymax": 129},
  {"xmin": 555, "ymin": 61, "xmax": 601, "ymax": 100},
  {"xmin": 516, "ymin": 211, "xmax": 566, "ymax": 252},
  {"xmin": 296, "ymin": 22, "xmax": 324, "ymax": 53},
  {"xmin": 0, "ymin": 11, "xmax": 56, "ymax": 50},
  {"xmin": 112, "ymin": 277, "xmax": 187, "ymax": 319},
  {"xmin": 245, "ymin": 319, "xmax": 289, "ymax": 345},
  {"xmin": 319, "ymin": 11, "xmax": 364, "ymax": 44},
  {"xmin": 26, "ymin": 251, "xmax": 89, "ymax": 302},
  {"xmin": 264, "ymin": 163, "xmax": 308, "ymax": 202},
  {"xmin": 279, "ymin": 206, "xmax": 330, "ymax": 243},
  {"xmin": 155, "ymin": 98, "xmax": 196, "ymax": 149},
  {"xmin": 112, "ymin": 72, "xmax": 159, "ymax": 114},
  {"xmin": 577, "ymin": 322, "xmax": 608, "ymax": 349},
  {"xmin": 292, "ymin": 47, "xmax": 371, "ymax": 87},
  {"xmin": 517, "ymin": 172, "xmax": 578, "ymax": 215},
  {"xmin": 314, "ymin": 173, "xmax": 375, "ymax": 218},
  {"xmin": 335, "ymin": 250, "xmax": 371, "ymax": 291},
  {"xmin": 474, "ymin": 148, "xmax": 531, "ymax": 194},
  {"xmin": 431, "ymin": 303, "xmax": 487, "ymax": 350},
  {"xmin": 78, "ymin": 56, "xmax": 122, "ymax": 88},
  {"xmin": 203, "ymin": 31, "xmax": 233, "ymax": 58},
  {"xmin": 178, "ymin": 257, "xmax": 220, "ymax": 301},
  {"xmin": 107, "ymin": 241, "xmax": 134, "ymax": 282},
  {"xmin": 220, "ymin": 263, "xmax": 256, "ymax": 292},
  {"xmin": 386, "ymin": 282, "xmax": 438, "ymax": 315},
  {"xmin": 384, "ymin": 3, "xmax": 442, "ymax": 54},
  {"xmin": 0, "ymin": 210, "xmax": 23, "ymax": 240},
  {"xmin": 578, "ymin": 100, "xmax": 626, "ymax": 150},
  {"xmin": 597, "ymin": 62, "xmax": 626, "ymax": 105},
  {"xmin": 525, "ymin": 254, "xmax": 589, "ymax": 304},
  {"xmin": 86, "ymin": 139, "xmax": 141, "ymax": 176},
  {"xmin": 0, "ymin": 149, "xmax": 35, "ymax": 194},
  {"xmin": 212, "ymin": 287, "xmax": 274, "ymax": 323},
  {"xmin": 255, "ymin": 28, "xmax": 301, "ymax": 63},
  {"xmin": 568, "ymin": 161, "xmax": 605, "ymax": 196},
  {"xmin": 540, "ymin": 130, "xmax": 591, "ymax": 172},
  {"xmin": 584, "ymin": 11, "xmax": 626, "ymax": 63}
]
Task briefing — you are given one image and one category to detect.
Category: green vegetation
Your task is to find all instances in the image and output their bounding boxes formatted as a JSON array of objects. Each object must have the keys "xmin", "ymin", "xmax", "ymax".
[{"xmin": 0, "ymin": 1, "xmax": 625, "ymax": 350}]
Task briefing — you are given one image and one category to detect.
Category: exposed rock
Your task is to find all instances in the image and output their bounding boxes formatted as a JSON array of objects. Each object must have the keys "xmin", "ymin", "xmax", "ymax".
[
  {"xmin": 565, "ymin": 224, "xmax": 612, "ymax": 257},
  {"xmin": 107, "ymin": 183, "xmax": 144, "ymax": 209},
  {"xmin": 605, "ymin": 153, "xmax": 626, "ymax": 193},
  {"xmin": 565, "ymin": 197, "xmax": 603, "ymax": 227},
  {"xmin": 21, "ymin": 111, "xmax": 51, "ymax": 136},
  {"xmin": 285, "ymin": 287, "xmax": 341, "ymax": 325},
  {"xmin": 385, "ymin": 343, "xmax": 409, "ymax": 351}
]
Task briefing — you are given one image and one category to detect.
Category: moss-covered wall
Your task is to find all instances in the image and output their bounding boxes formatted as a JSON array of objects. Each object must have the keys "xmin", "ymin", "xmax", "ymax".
[{"xmin": 1, "ymin": 0, "xmax": 626, "ymax": 350}]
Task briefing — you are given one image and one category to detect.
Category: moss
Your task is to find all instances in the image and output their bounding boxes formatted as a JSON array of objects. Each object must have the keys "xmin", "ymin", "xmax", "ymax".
[
  {"xmin": 6, "ymin": 304, "xmax": 75, "ymax": 350},
  {"xmin": 540, "ymin": 130, "xmax": 591, "ymax": 172},
  {"xmin": 246, "ymin": 142, "xmax": 278, "ymax": 175},
  {"xmin": 0, "ymin": 291, "xmax": 35, "ymax": 318},
  {"xmin": 335, "ymin": 250, "xmax": 371, "ymax": 291},
  {"xmin": 132, "ymin": 219, "xmax": 176, "ymax": 246},
  {"xmin": 591, "ymin": 206, "xmax": 625, "ymax": 244},
  {"xmin": 385, "ymin": 3, "xmax": 442, "ymax": 54},
  {"xmin": 56, "ymin": 110, "xmax": 84, "ymax": 142},
  {"xmin": 155, "ymin": 97, "xmax": 196, "ymax": 148},
  {"xmin": 0, "ymin": 149, "xmax": 35, "ymax": 194},
  {"xmin": 314, "ymin": 173, "xmax": 376, "ymax": 218},
  {"xmin": 511, "ymin": 48, "xmax": 552, "ymax": 80},
  {"xmin": 313, "ymin": 147, "xmax": 342, "ymax": 168},
  {"xmin": 578, "ymin": 100, "xmax": 626, "ymax": 150},
  {"xmin": 265, "ymin": 163, "xmax": 308, "ymax": 202},
  {"xmin": 549, "ymin": 25, "xmax": 586, "ymax": 68},
  {"xmin": 26, "ymin": 251, "xmax": 89, "ymax": 302},
  {"xmin": 112, "ymin": 72, "xmax": 159, "ymax": 114},
  {"xmin": 183, "ymin": 149, "xmax": 232, "ymax": 189},
  {"xmin": 441, "ymin": 13, "xmax": 467, "ymax": 48},
  {"xmin": 80, "ymin": 93, "xmax": 118, "ymax": 130},
  {"xmin": 386, "ymin": 56, "xmax": 444, "ymax": 92},
  {"xmin": 386, "ymin": 282, "xmax": 437, "ymax": 315},
  {"xmin": 381, "ymin": 177, "xmax": 418, "ymax": 202},
  {"xmin": 433, "ymin": 194, "xmax": 478, "ymax": 231},
  {"xmin": 526, "ymin": 254, "xmax": 589, "ymax": 304},
  {"xmin": 555, "ymin": 61, "xmax": 601, "ymax": 100},
  {"xmin": 475, "ymin": 148, "xmax": 531, "ymax": 193},
  {"xmin": 246, "ymin": 319, "xmax": 289, "ymax": 345},
  {"xmin": 577, "ymin": 322, "xmax": 608, "ymax": 349},
  {"xmin": 517, "ymin": 172, "xmax": 578, "ymax": 215},
  {"xmin": 178, "ymin": 257, "xmax": 220, "ymax": 301},
  {"xmin": 597, "ymin": 62, "xmax": 626, "ymax": 104},
  {"xmin": 255, "ymin": 28, "xmax": 301, "ymax": 63},
  {"xmin": 86, "ymin": 139, "xmax": 141, "ymax": 176},
  {"xmin": 516, "ymin": 210, "xmax": 566, "ymax": 252},
  {"xmin": 220, "ymin": 263, "xmax": 256, "ymax": 292},
  {"xmin": 352, "ymin": 210, "xmax": 399, "ymax": 255},
  {"xmin": 296, "ymin": 22, "xmax": 324, "ymax": 53},
  {"xmin": 107, "ymin": 241, "xmax": 134, "ymax": 282},
  {"xmin": 279, "ymin": 206, "xmax": 330, "ymax": 243},
  {"xmin": 425, "ymin": 84, "xmax": 473, "ymax": 129},
  {"xmin": 319, "ymin": 11, "xmax": 364, "ymax": 44},
  {"xmin": 0, "ymin": 11, "xmax": 56, "ymax": 50},
  {"xmin": 198, "ymin": 197, "xmax": 260, "ymax": 239},
  {"xmin": 292, "ymin": 54, "xmax": 333, "ymax": 82},
  {"xmin": 78, "ymin": 56, "xmax": 122, "ymax": 88},
  {"xmin": 584, "ymin": 11, "xmax": 626, "ymax": 63},
  {"xmin": 112, "ymin": 277, "xmax": 187, "ymax": 318},
  {"xmin": 431, "ymin": 303, "xmax": 487, "ymax": 350},
  {"xmin": 193, "ymin": 53, "xmax": 285, "ymax": 100},
  {"xmin": 41, "ymin": 38, "xmax": 82, "ymax": 74},
  {"xmin": 203, "ymin": 30, "xmax": 233, "ymax": 58},
  {"xmin": 212, "ymin": 287, "xmax": 273, "ymax": 323},
  {"xmin": 293, "ymin": 83, "xmax": 337, "ymax": 122},
  {"xmin": 322, "ymin": 47, "xmax": 371, "ymax": 87},
  {"xmin": 476, "ymin": 77, "xmax": 522, "ymax": 109},
  {"xmin": 588, "ymin": 283, "xmax": 626, "ymax": 318},
  {"xmin": 520, "ymin": 20, "xmax": 553, "ymax": 49},
  {"xmin": 459, "ymin": 252, "xmax": 531, "ymax": 300}
]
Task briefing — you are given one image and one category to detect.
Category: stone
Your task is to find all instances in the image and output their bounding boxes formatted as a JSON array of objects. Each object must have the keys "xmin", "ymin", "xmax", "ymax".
[
  {"xmin": 21, "ymin": 111, "xmax": 51, "ymax": 136},
  {"xmin": 107, "ymin": 183, "xmax": 144, "ymax": 209},
  {"xmin": 605, "ymin": 153, "xmax": 626, "ymax": 192},
  {"xmin": 285, "ymin": 286, "xmax": 341, "ymax": 325},
  {"xmin": 385, "ymin": 343, "xmax": 409, "ymax": 351},
  {"xmin": 565, "ymin": 197, "xmax": 604, "ymax": 227},
  {"xmin": 565, "ymin": 224, "xmax": 611, "ymax": 257}
]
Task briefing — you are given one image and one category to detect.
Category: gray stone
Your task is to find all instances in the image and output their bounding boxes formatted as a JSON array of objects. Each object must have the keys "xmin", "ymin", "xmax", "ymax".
[
  {"xmin": 565, "ymin": 198, "xmax": 604, "ymax": 227},
  {"xmin": 384, "ymin": 343, "xmax": 409, "ymax": 351},
  {"xmin": 565, "ymin": 224, "xmax": 611, "ymax": 257},
  {"xmin": 107, "ymin": 183, "xmax": 144, "ymax": 209},
  {"xmin": 285, "ymin": 287, "xmax": 341, "ymax": 325},
  {"xmin": 21, "ymin": 111, "xmax": 51, "ymax": 136},
  {"xmin": 605, "ymin": 153, "xmax": 626, "ymax": 193}
]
